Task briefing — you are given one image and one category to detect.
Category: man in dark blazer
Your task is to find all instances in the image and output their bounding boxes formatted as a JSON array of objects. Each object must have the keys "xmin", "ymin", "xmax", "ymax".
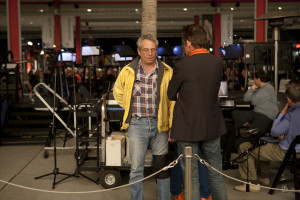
[{"xmin": 168, "ymin": 24, "xmax": 228, "ymax": 200}]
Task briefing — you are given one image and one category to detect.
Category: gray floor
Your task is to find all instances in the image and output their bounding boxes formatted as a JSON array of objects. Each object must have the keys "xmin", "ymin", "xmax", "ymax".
[{"xmin": 0, "ymin": 139, "xmax": 297, "ymax": 200}]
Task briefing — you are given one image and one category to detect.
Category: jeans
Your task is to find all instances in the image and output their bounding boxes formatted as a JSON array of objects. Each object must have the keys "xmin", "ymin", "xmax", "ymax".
[
  {"xmin": 177, "ymin": 137, "xmax": 228, "ymax": 200},
  {"xmin": 128, "ymin": 117, "xmax": 170, "ymax": 200},
  {"xmin": 170, "ymin": 143, "xmax": 211, "ymax": 198}
]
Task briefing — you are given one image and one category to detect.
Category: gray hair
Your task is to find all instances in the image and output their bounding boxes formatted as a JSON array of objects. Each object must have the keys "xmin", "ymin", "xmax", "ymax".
[
  {"xmin": 136, "ymin": 34, "xmax": 159, "ymax": 50},
  {"xmin": 285, "ymin": 80, "xmax": 300, "ymax": 103}
]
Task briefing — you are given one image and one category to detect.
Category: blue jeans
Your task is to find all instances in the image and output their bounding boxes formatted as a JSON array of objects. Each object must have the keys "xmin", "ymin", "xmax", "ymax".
[
  {"xmin": 177, "ymin": 137, "xmax": 228, "ymax": 200},
  {"xmin": 128, "ymin": 117, "xmax": 170, "ymax": 200},
  {"xmin": 170, "ymin": 143, "xmax": 211, "ymax": 198}
]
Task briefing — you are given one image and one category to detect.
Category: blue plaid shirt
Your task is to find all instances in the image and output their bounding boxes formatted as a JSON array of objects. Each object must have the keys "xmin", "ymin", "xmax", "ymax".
[{"xmin": 132, "ymin": 60, "xmax": 158, "ymax": 117}]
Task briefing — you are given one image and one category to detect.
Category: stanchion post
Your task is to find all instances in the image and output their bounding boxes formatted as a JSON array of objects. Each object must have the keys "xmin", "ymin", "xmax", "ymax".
[{"xmin": 184, "ymin": 146, "xmax": 193, "ymax": 200}]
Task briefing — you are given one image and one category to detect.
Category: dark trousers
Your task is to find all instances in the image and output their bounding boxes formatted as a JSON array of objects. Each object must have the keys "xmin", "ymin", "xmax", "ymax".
[
  {"xmin": 221, "ymin": 123, "xmax": 237, "ymax": 160},
  {"xmin": 232, "ymin": 110, "xmax": 273, "ymax": 150}
]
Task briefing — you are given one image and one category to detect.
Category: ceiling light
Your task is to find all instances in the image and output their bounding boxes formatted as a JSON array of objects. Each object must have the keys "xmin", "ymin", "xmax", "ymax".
[
  {"xmin": 278, "ymin": 7, "xmax": 282, "ymax": 10},
  {"xmin": 39, "ymin": 9, "xmax": 44, "ymax": 13},
  {"xmin": 27, "ymin": 41, "xmax": 33, "ymax": 46},
  {"xmin": 29, "ymin": 21, "xmax": 33, "ymax": 25},
  {"xmin": 135, "ymin": 8, "xmax": 139, "ymax": 12},
  {"xmin": 135, "ymin": 21, "xmax": 139, "ymax": 24},
  {"xmin": 183, "ymin": 8, "xmax": 188, "ymax": 11},
  {"xmin": 87, "ymin": 9, "xmax": 92, "ymax": 12},
  {"xmin": 40, "ymin": 50, "xmax": 44, "ymax": 55},
  {"xmin": 53, "ymin": 45, "xmax": 56, "ymax": 48},
  {"xmin": 230, "ymin": 7, "xmax": 234, "ymax": 11}
]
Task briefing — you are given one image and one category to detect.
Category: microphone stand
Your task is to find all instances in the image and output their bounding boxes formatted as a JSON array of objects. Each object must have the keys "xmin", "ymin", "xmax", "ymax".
[
  {"xmin": 35, "ymin": 51, "xmax": 73, "ymax": 189},
  {"xmin": 230, "ymin": 140, "xmax": 267, "ymax": 192}
]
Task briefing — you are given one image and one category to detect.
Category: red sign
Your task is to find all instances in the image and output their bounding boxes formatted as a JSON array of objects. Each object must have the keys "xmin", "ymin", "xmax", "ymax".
[{"xmin": 296, "ymin": 44, "xmax": 300, "ymax": 49}]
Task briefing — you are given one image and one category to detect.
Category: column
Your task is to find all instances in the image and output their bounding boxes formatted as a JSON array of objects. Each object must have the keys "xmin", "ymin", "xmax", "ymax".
[
  {"xmin": 214, "ymin": 13, "xmax": 221, "ymax": 57},
  {"xmin": 54, "ymin": 0, "xmax": 61, "ymax": 51},
  {"xmin": 76, "ymin": 16, "xmax": 81, "ymax": 64},
  {"xmin": 194, "ymin": 15, "xmax": 199, "ymax": 24},
  {"xmin": 6, "ymin": 0, "xmax": 21, "ymax": 62},
  {"xmin": 255, "ymin": 0, "xmax": 267, "ymax": 42}
]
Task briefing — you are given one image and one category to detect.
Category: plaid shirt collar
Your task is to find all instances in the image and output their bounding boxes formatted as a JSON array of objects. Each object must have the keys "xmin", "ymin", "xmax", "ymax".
[{"xmin": 137, "ymin": 59, "xmax": 159, "ymax": 77}]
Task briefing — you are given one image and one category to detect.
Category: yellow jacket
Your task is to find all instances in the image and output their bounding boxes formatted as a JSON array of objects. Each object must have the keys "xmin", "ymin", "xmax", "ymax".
[{"xmin": 113, "ymin": 57, "xmax": 175, "ymax": 132}]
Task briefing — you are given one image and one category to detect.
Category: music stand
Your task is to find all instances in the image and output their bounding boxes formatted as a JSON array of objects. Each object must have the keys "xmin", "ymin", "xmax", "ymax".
[{"xmin": 35, "ymin": 51, "xmax": 73, "ymax": 189}]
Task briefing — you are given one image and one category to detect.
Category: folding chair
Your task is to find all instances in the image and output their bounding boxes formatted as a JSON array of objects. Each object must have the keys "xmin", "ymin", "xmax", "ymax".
[{"xmin": 269, "ymin": 135, "xmax": 300, "ymax": 200}]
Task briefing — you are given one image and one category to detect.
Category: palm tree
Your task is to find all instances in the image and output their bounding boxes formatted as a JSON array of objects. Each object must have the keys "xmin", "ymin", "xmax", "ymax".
[{"xmin": 141, "ymin": 0, "xmax": 157, "ymax": 37}]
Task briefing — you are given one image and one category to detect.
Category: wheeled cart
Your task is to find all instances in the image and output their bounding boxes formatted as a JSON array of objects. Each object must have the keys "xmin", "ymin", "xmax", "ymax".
[{"xmin": 97, "ymin": 93, "xmax": 153, "ymax": 188}]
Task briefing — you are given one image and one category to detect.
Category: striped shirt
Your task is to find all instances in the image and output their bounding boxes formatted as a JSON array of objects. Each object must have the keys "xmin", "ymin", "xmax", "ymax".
[{"xmin": 132, "ymin": 60, "xmax": 158, "ymax": 117}]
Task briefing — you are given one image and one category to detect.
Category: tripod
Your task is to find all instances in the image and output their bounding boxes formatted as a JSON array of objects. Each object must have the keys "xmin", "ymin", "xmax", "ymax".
[{"xmin": 35, "ymin": 52, "xmax": 73, "ymax": 189}]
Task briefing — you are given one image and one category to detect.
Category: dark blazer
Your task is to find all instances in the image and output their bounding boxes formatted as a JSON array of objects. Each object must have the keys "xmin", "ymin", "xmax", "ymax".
[{"xmin": 167, "ymin": 53, "xmax": 227, "ymax": 142}]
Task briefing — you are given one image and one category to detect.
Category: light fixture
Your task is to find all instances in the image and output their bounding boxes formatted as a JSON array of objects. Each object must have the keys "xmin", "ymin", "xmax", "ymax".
[
  {"xmin": 39, "ymin": 9, "xmax": 44, "ymax": 13},
  {"xmin": 29, "ymin": 21, "xmax": 33, "ymax": 25},
  {"xmin": 135, "ymin": 21, "xmax": 139, "ymax": 24},
  {"xmin": 27, "ymin": 41, "xmax": 33, "ymax": 46},
  {"xmin": 209, "ymin": 48, "xmax": 213, "ymax": 52},
  {"xmin": 183, "ymin": 8, "xmax": 188, "ymax": 11},
  {"xmin": 87, "ymin": 9, "xmax": 92, "ymax": 12},
  {"xmin": 40, "ymin": 50, "xmax": 44, "ymax": 55},
  {"xmin": 230, "ymin": 7, "xmax": 234, "ymax": 11},
  {"xmin": 278, "ymin": 7, "xmax": 282, "ymax": 10},
  {"xmin": 135, "ymin": 8, "xmax": 139, "ymax": 12},
  {"xmin": 53, "ymin": 44, "xmax": 56, "ymax": 48}
]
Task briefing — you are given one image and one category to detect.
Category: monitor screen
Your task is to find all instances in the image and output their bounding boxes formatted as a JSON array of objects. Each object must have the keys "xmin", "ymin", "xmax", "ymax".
[
  {"xmin": 114, "ymin": 53, "xmax": 133, "ymax": 62},
  {"xmin": 82, "ymin": 46, "xmax": 100, "ymax": 56},
  {"xmin": 218, "ymin": 81, "xmax": 228, "ymax": 98},
  {"xmin": 58, "ymin": 52, "xmax": 76, "ymax": 62}
]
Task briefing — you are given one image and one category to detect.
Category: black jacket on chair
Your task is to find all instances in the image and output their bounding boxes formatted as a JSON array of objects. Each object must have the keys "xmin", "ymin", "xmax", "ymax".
[{"xmin": 167, "ymin": 53, "xmax": 227, "ymax": 142}]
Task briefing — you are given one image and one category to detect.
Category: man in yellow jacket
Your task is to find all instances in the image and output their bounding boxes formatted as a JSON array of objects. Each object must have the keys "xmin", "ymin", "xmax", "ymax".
[{"xmin": 113, "ymin": 34, "xmax": 175, "ymax": 200}]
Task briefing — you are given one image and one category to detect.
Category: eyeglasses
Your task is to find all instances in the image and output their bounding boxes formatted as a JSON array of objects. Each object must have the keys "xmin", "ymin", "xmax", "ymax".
[{"xmin": 141, "ymin": 48, "xmax": 157, "ymax": 54}]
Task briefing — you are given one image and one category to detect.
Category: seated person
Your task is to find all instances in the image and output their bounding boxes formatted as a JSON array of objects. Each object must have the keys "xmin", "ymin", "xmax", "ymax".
[
  {"xmin": 232, "ymin": 70, "xmax": 279, "ymax": 150},
  {"xmin": 234, "ymin": 80, "xmax": 300, "ymax": 192}
]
